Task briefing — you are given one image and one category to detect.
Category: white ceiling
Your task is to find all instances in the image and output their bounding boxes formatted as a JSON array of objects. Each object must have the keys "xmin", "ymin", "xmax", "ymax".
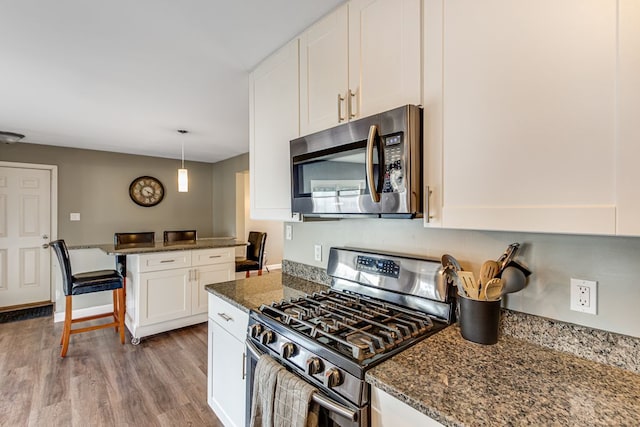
[{"xmin": 0, "ymin": 0, "xmax": 345, "ymax": 163}]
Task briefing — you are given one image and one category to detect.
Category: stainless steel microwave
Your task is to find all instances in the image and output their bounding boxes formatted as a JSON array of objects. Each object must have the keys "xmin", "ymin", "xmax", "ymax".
[{"xmin": 290, "ymin": 104, "xmax": 423, "ymax": 219}]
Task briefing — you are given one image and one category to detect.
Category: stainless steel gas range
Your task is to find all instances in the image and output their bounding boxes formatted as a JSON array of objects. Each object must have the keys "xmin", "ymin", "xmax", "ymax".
[{"xmin": 245, "ymin": 247, "xmax": 456, "ymax": 426}]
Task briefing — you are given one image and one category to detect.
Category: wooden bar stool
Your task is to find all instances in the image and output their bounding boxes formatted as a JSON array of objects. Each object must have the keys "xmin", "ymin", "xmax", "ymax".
[{"xmin": 50, "ymin": 240, "xmax": 125, "ymax": 357}]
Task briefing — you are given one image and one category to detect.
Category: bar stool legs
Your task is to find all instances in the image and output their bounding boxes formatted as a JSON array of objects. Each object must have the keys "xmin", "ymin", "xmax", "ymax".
[{"xmin": 60, "ymin": 288, "xmax": 126, "ymax": 358}]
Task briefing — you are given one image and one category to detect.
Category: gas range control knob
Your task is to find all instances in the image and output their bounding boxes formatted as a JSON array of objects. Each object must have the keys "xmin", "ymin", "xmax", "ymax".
[
  {"xmin": 280, "ymin": 342, "xmax": 296, "ymax": 359},
  {"xmin": 323, "ymin": 368, "xmax": 343, "ymax": 388},
  {"xmin": 259, "ymin": 330, "xmax": 275, "ymax": 345},
  {"xmin": 306, "ymin": 357, "xmax": 324, "ymax": 375},
  {"xmin": 249, "ymin": 324, "xmax": 263, "ymax": 339}
]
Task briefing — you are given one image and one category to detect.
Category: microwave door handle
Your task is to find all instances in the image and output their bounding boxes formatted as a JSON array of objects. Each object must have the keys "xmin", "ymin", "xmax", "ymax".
[{"xmin": 366, "ymin": 125, "xmax": 381, "ymax": 203}]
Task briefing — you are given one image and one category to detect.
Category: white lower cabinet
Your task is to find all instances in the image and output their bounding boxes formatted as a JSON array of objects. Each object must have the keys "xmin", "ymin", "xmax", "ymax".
[
  {"xmin": 208, "ymin": 294, "xmax": 249, "ymax": 427},
  {"xmin": 371, "ymin": 386, "xmax": 443, "ymax": 427},
  {"xmin": 125, "ymin": 248, "xmax": 234, "ymax": 342}
]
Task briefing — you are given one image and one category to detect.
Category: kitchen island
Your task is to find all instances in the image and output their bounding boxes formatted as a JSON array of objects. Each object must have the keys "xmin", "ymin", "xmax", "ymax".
[
  {"xmin": 79, "ymin": 237, "xmax": 247, "ymax": 344},
  {"xmin": 205, "ymin": 270, "xmax": 640, "ymax": 427}
]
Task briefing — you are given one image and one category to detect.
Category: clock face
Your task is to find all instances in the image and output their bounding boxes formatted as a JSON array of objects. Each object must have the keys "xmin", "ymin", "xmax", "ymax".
[{"xmin": 129, "ymin": 176, "xmax": 165, "ymax": 207}]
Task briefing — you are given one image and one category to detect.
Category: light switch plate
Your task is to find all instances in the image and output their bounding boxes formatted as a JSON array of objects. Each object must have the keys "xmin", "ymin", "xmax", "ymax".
[
  {"xmin": 70, "ymin": 213, "xmax": 81, "ymax": 221},
  {"xmin": 314, "ymin": 244, "xmax": 322, "ymax": 262},
  {"xmin": 285, "ymin": 225, "xmax": 292, "ymax": 240}
]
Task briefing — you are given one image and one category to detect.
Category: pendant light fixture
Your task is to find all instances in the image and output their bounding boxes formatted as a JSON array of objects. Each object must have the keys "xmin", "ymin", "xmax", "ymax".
[{"xmin": 177, "ymin": 129, "xmax": 189, "ymax": 192}]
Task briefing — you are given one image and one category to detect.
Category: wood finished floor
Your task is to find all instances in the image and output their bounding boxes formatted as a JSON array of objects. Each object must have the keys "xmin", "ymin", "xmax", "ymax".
[{"xmin": 0, "ymin": 316, "xmax": 224, "ymax": 426}]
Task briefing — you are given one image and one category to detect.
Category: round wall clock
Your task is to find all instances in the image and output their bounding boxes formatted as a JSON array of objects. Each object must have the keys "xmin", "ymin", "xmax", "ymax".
[{"xmin": 129, "ymin": 176, "xmax": 165, "ymax": 207}]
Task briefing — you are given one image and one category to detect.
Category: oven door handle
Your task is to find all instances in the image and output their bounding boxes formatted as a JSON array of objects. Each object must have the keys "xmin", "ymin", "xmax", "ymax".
[{"xmin": 245, "ymin": 339, "xmax": 358, "ymax": 422}]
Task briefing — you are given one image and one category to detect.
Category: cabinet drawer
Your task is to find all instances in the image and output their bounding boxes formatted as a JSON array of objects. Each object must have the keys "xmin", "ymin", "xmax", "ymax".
[
  {"xmin": 192, "ymin": 247, "xmax": 235, "ymax": 266},
  {"xmin": 208, "ymin": 294, "xmax": 248, "ymax": 340},
  {"xmin": 138, "ymin": 251, "xmax": 192, "ymax": 273}
]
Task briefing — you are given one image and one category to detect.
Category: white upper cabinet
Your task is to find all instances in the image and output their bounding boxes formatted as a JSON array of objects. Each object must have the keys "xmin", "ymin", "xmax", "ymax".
[
  {"xmin": 249, "ymin": 39, "xmax": 299, "ymax": 221},
  {"xmin": 349, "ymin": 0, "xmax": 422, "ymax": 119},
  {"xmin": 424, "ymin": 0, "xmax": 618, "ymax": 234},
  {"xmin": 299, "ymin": 4, "xmax": 349, "ymax": 135},
  {"xmin": 300, "ymin": 0, "xmax": 422, "ymax": 135},
  {"xmin": 615, "ymin": 0, "xmax": 640, "ymax": 236}
]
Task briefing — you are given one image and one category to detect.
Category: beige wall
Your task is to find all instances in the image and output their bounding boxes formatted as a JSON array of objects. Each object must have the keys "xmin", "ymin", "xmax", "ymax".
[
  {"xmin": 285, "ymin": 220, "xmax": 640, "ymax": 338},
  {"xmin": 212, "ymin": 152, "xmax": 249, "ymax": 238},
  {"xmin": 1, "ymin": 142, "xmax": 215, "ymax": 244}
]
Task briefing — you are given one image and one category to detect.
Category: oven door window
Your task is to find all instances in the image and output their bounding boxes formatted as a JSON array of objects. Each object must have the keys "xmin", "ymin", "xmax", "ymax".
[{"xmin": 292, "ymin": 141, "xmax": 381, "ymax": 212}]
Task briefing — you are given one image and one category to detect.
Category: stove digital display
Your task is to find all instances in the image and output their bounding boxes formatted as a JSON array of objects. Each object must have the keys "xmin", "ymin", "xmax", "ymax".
[{"xmin": 356, "ymin": 255, "xmax": 400, "ymax": 278}]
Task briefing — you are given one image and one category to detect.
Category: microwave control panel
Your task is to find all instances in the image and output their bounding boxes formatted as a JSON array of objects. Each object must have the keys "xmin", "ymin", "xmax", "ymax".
[{"xmin": 382, "ymin": 133, "xmax": 405, "ymax": 193}]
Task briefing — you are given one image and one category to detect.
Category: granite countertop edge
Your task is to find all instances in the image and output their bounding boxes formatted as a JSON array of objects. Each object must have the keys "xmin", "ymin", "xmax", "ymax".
[{"xmin": 68, "ymin": 237, "xmax": 246, "ymax": 255}]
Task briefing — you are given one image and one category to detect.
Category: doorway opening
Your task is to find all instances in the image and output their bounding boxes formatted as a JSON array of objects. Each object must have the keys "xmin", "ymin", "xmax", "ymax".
[{"xmin": 235, "ymin": 171, "xmax": 283, "ymax": 279}]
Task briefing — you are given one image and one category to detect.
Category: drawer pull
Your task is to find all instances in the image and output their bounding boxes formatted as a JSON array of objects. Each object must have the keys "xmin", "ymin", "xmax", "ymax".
[
  {"xmin": 217, "ymin": 312, "xmax": 233, "ymax": 322},
  {"xmin": 209, "ymin": 255, "xmax": 222, "ymax": 259},
  {"xmin": 160, "ymin": 259, "xmax": 175, "ymax": 264}
]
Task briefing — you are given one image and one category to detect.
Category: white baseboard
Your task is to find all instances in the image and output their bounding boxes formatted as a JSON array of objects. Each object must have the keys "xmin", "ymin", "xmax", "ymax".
[{"xmin": 53, "ymin": 303, "xmax": 114, "ymax": 323}]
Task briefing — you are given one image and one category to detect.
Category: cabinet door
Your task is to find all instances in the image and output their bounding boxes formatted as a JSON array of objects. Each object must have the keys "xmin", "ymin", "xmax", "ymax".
[
  {"xmin": 371, "ymin": 386, "xmax": 443, "ymax": 427},
  {"xmin": 616, "ymin": 0, "xmax": 640, "ymax": 235},
  {"xmin": 349, "ymin": 0, "xmax": 422, "ymax": 119},
  {"xmin": 249, "ymin": 38, "xmax": 299, "ymax": 221},
  {"xmin": 208, "ymin": 319, "xmax": 247, "ymax": 427},
  {"xmin": 138, "ymin": 268, "xmax": 191, "ymax": 326},
  {"xmin": 192, "ymin": 264, "xmax": 233, "ymax": 315},
  {"xmin": 299, "ymin": 4, "xmax": 349, "ymax": 135},
  {"xmin": 424, "ymin": 0, "xmax": 617, "ymax": 234}
]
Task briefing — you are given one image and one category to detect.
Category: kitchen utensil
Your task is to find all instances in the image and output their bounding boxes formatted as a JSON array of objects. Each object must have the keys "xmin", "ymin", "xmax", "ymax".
[
  {"xmin": 479, "ymin": 260, "xmax": 499, "ymax": 288},
  {"xmin": 500, "ymin": 266, "xmax": 527, "ymax": 295},
  {"xmin": 459, "ymin": 271, "xmax": 479, "ymax": 299},
  {"xmin": 441, "ymin": 254, "xmax": 462, "ymax": 272},
  {"xmin": 446, "ymin": 267, "xmax": 466, "ymax": 297},
  {"xmin": 496, "ymin": 243, "xmax": 520, "ymax": 273},
  {"xmin": 482, "ymin": 278, "xmax": 504, "ymax": 301}
]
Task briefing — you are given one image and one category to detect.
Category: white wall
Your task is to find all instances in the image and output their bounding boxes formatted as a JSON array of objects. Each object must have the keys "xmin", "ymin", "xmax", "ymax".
[{"xmin": 284, "ymin": 219, "xmax": 640, "ymax": 338}]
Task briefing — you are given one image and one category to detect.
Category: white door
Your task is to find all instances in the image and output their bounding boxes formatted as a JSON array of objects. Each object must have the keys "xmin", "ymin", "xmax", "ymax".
[{"xmin": 0, "ymin": 166, "xmax": 52, "ymax": 307}]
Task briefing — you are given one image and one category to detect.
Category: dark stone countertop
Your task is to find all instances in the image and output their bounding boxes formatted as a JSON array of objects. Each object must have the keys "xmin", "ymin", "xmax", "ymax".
[
  {"xmin": 69, "ymin": 237, "xmax": 246, "ymax": 255},
  {"xmin": 366, "ymin": 325, "xmax": 640, "ymax": 426},
  {"xmin": 204, "ymin": 271, "xmax": 329, "ymax": 313},
  {"xmin": 204, "ymin": 267, "xmax": 640, "ymax": 426}
]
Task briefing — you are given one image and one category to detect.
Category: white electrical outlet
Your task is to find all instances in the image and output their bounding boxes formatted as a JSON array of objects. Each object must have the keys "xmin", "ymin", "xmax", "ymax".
[
  {"xmin": 314, "ymin": 244, "xmax": 322, "ymax": 262},
  {"xmin": 285, "ymin": 225, "xmax": 293, "ymax": 240},
  {"xmin": 70, "ymin": 213, "xmax": 81, "ymax": 221},
  {"xmin": 570, "ymin": 278, "xmax": 597, "ymax": 315}
]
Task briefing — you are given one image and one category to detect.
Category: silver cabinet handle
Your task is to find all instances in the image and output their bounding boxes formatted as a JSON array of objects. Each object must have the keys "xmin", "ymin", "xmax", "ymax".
[
  {"xmin": 348, "ymin": 89, "xmax": 356, "ymax": 119},
  {"xmin": 424, "ymin": 185, "xmax": 432, "ymax": 223},
  {"xmin": 337, "ymin": 93, "xmax": 345, "ymax": 122},
  {"xmin": 42, "ymin": 243, "xmax": 49, "ymax": 249},
  {"xmin": 160, "ymin": 259, "xmax": 175, "ymax": 264},
  {"xmin": 42, "ymin": 234, "xmax": 49, "ymax": 240},
  {"xmin": 366, "ymin": 125, "xmax": 381, "ymax": 203},
  {"xmin": 209, "ymin": 255, "xmax": 221, "ymax": 259},
  {"xmin": 217, "ymin": 312, "xmax": 233, "ymax": 322},
  {"xmin": 242, "ymin": 352, "xmax": 246, "ymax": 380}
]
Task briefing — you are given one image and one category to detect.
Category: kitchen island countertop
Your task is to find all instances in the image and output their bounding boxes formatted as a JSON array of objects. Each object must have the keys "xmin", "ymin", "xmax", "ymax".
[
  {"xmin": 366, "ymin": 325, "xmax": 640, "ymax": 426},
  {"xmin": 70, "ymin": 237, "xmax": 246, "ymax": 255},
  {"xmin": 204, "ymin": 270, "xmax": 640, "ymax": 427}
]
